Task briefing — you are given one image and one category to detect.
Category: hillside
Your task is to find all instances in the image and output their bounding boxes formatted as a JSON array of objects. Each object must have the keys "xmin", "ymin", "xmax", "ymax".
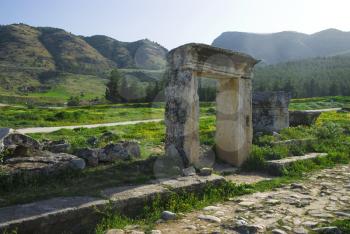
[
  {"xmin": 212, "ymin": 29, "xmax": 350, "ymax": 64},
  {"xmin": 84, "ymin": 36, "xmax": 167, "ymax": 70},
  {"xmin": 0, "ymin": 24, "xmax": 55, "ymax": 69},
  {"xmin": 0, "ymin": 24, "xmax": 167, "ymax": 100}
]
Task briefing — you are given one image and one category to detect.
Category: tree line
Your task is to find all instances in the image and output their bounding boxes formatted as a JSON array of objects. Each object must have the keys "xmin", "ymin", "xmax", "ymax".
[{"xmin": 105, "ymin": 54, "xmax": 350, "ymax": 103}]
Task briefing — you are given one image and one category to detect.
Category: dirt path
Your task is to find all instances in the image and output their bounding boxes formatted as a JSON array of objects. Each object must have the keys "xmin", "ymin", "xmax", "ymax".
[
  {"xmin": 16, "ymin": 119, "xmax": 163, "ymax": 134},
  {"xmin": 154, "ymin": 164, "xmax": 350, "ymax": 234}
]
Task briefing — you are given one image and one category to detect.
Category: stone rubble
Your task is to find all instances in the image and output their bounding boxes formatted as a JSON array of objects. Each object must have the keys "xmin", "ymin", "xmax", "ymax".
[{"xmin": 153, "ymin": 164, "xmax": 350, "ymax": 233}]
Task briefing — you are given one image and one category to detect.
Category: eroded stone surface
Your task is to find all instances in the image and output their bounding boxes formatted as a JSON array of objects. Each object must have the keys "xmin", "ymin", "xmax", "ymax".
[
  {"xmin": 289, "ymin": 110, "xmax": 322, "ymax": 127},
  {"xmin": 253, "ymin": 91, "xmax": 291, "ymax": 133},
  {"xmin": 1, "ymin": 151, "xmax": 86, "ymax": 176},
  {"xmin": 165, "ymin": 43, "xmax": 258, "ymax": 167},
  {"xmin": 154, "ymin": 164, "xmax": 350, "ymax": 234}
]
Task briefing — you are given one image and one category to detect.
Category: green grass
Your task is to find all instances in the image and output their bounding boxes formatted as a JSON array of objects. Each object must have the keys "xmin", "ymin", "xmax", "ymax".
[
  {"xmin": 28, "ymin": 73, "xmax": 108, "ymax": 101},
  {"xmin": 289, "ymin": 96, "xmax": 350, "ymax": 110},
  {"xmin": 328, "ymin": 219, "xmax": 350, "ymax": 233},
  {"xmin": 0, "ymin": 104, "xmax": 164, "ymax": 128},
  {"xmin": 0, "ymin": 103, "xmax": 216, "ymax": 128}
]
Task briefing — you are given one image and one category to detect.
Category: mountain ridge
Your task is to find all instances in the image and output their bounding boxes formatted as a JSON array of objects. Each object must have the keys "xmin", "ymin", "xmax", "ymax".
[
  {"xmin": 0, "ymin": 23, "xmax": 168, "ymax": 72},
  {"xmin": 212, "ymin": 28, "xmax": 350, "ymax": 64}
]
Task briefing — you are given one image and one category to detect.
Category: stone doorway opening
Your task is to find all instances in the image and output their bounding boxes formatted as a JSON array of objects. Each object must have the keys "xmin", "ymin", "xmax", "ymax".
[{"xmin": 165, "ymin": 44, "xmax": 258, "ymax": 168}]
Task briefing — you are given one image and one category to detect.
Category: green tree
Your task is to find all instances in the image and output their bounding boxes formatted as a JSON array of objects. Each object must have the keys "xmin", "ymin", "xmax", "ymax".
[{"xmin": 105, "ymin": 70, "xmax": 123, "ymax": 103}]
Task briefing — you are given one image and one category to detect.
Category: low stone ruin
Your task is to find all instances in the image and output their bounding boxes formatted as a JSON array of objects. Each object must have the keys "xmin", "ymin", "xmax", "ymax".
[
  {"xmin": 289, "ymin": 110, "xmax": 322, "ymax": 126},
  {"xmin": 0, "ymin": 129, "xmax": 141, "ymax": 179},
  {"xmin": 76, "ymin": 141, "xmax": 141, "ymax": 167},
  {"xmin": 0, "ymin": 129, "xmax": 85, "ymax": 178},
  {"xmin": 252, "ymin": 91, "xmax": 291, "ymax": 133}
]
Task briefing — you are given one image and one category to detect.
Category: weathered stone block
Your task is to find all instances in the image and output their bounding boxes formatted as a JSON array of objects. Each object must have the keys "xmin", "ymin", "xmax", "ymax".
[
  {"xmin": 252, "ymin": 91, "xmax": 291, "ymax": 133},
  {"xmin": 289, "ymin": 110, "xmax": 322, "ymax": 126}
]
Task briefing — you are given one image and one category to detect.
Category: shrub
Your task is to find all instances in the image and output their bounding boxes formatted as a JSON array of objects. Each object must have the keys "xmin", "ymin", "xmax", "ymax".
[
  {"xmin": 314, "ymin": 122, "xmax": 343, "ymax": 139},
  {"xmin": 243, "ymin": 145, "xmax": 267, "ymax": 171},
  {"xmin": 67, "ymin": 96, "xmax": 81, "ymax": 106}
]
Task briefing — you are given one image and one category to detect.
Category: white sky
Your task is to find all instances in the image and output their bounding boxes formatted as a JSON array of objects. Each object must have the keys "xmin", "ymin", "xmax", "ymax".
[{"xmin": 1, "ymin": 0, "xmax": 350, "ymax": 49}]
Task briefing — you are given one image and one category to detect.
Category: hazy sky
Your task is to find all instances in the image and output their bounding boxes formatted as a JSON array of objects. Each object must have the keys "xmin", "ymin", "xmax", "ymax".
[{"xmin": 1, "ymin": 0, "xmax": 350, "ymax": 49}]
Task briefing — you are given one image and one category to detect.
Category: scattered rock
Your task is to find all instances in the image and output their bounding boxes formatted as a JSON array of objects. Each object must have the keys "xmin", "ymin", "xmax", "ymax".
[
  {"xmin": 199, "ymin": 167, "xmax": 213, "ymax": 176},
  {"xmin": 86, "ymin": 136, "xmax": 98, "ymax": 146},
  {"xmin": 302, "ymin": 221, "xmax": 318, "ymax": 228},
  {"xmin": 198, "ymin": 214, "xmax": 221, "ymax": 223},
  {"xmin": 291, "ymin": 183, "xmax": 306, "ymax": 190},
  {"xmin": 334, "ymin": 211, "xmax": 350, "ymax": 217},
  {"xmin": 312, "ymin": 226, "xmax": 342, "ymax": 234},
  {"xmin": 161, "ymin": 211, "xmax": 176, "ymax": 221},
  {"xmin": 151, "ymin": 230, "xmax": 162, "ymax": 234},
  {"xmin": 130, "ymin": 231, "xmax": 144, "ymax": 234},
  {"xmin": 233, "ymin": 222, "xmax": 265, "ymax": 233},
  {"xmin": 293, "ymin": 227, "xmax": 309, "ymax": 234},
  {"xmin": 213, "ymin": 162, "xmax": 238, "ymax": 175},
  {"xmin": 100, "ymin": 141, "xmax": 141, "ymax": 162},
  {"xmin": 102, "ymin": 143, "xmax": 129, "ymax": 161},
  {"xmin": 2, "ymin": 133, "xmax": 41, "ymax": 152},
  {"xmin": 75, "ymin": 148, "xmax": 100, "ymax": 167},
  {"xmin": 195, "ymin": 145, "xmax": 216, "ymax": 168},
  {"xmin": 0, "ymin": 128, "xmax": 13, "ymax": 153},
  {"xmin": 105, "ymin": 229, "xmax": 125, "ymax": 234},
  {"xmin": 121, "ymin": 141, "xmax": 141, "ymax": 159},
  {"xmin": 203, "ymin": 206, "xmax": 221, "ymax": 211},
  {"xmin": 182, "ymin": 166, "xmax": 196, "ymax": 176},
  {"xmin": 42, "ymin": 139, "xmax": 71, "ymax": 153},
  {"xmin": 100, "ymin": 131, "xmax": 118, "ymax": 142},
  {"xmin": 238, "ymin": 201, "xmax": 255, "ymax": 207},
  {"xmin": 265, "ymin": 199, "xmax": 280, "ymax": 205},
  {"xmin": 272, "ymin": 229, "xmax": 287, "ymax": 234}
]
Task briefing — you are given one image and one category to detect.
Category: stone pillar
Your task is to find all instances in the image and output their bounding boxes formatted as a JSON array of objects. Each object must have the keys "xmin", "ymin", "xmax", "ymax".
[
  {"xmin": 252, "ymin": 91, "xmax": 291, "ymax": 133},
  {"xmin": 215, "ymin": 77, "xmax": 252, "ymax": 166},
  {"xmin": 165, "ymin": 68, "xmax": 200, "ymax": 166}
]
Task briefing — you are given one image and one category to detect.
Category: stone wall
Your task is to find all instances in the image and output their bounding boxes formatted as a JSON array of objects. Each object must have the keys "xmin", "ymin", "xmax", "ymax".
[{"xmin": 252, "ymin": 91, "xmax": 291, "ymax": 133}]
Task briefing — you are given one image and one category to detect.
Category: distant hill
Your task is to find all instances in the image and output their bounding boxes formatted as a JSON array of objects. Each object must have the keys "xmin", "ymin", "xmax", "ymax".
[
  {"xmin": 0, "ymin": 24, "xmax": 168, "ymax": 72},
  {"xmin": 84, "ymin": 36, "xmax": 167, "ymax": 70},
  {"xmin": 212, "ymin": 29, "xmax": 350, "ymax": 64},
  {"xmin": 0, "ymin": 23, "xmax": 167, "ymax": 98}
]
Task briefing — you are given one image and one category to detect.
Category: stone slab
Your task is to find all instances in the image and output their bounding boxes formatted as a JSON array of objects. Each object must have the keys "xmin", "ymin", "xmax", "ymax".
[
  {"xmin": 0, "ymin": 174, "xmax": 225, "ymax": 234},
  {"xmin": 0, "ymin": 197, "xmax": 108, "ymax": 234},
  {"xmin": 266, "ymin": 153, "xmax": 327, "ymax": 175},
  {"xmin": 158, "ymin": 174, "xmax": 225, "ymax": 192}
]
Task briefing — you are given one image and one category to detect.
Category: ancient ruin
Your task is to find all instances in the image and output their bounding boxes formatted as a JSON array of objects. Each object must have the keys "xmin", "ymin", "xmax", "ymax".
[
  {"xmin": 252, "ymin": 91, "xmax": 291, "ymax": 133},
  {"xmin": 165, "ymin": 44, "xmax": 258, "ymax": 167}
]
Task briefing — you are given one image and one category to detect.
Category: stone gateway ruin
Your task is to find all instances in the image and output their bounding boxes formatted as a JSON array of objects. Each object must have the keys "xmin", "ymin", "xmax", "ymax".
[{"xmin": 165, "ymin": 44, "xmax": 259, "ymax": 167}]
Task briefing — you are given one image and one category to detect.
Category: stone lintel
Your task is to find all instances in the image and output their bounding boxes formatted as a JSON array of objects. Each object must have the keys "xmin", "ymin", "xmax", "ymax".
[{"xmin": 167, "ymin": 43, "xmax": 259, "ymax": 79}]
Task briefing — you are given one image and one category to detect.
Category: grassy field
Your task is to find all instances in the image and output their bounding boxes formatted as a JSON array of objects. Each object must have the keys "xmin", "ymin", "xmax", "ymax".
[
  {"xmin": 0, "ymin": 103, "xmax": 216, "ymax": 128},
  {"xmin": 289, "ymin": 96, "xmax": 350, "ymax": 110},
  {"xmin": 0, "ymin": 96, "xmax": 349, "ymax": 129},
  {"xmin": 1, "ymin": 110, "xmax": 349, "ymax": 210}
]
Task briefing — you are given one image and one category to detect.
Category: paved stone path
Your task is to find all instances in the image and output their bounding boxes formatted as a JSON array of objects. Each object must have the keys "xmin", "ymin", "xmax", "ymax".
[{"xmin": 154, "ymin": 164, "xmax": 350, "ymax": 234}]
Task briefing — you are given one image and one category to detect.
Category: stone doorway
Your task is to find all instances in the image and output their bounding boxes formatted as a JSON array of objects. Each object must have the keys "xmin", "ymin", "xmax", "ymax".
[{"xmin": 165, "ymin": 44, "xmax": 258, "ymax": 167}]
